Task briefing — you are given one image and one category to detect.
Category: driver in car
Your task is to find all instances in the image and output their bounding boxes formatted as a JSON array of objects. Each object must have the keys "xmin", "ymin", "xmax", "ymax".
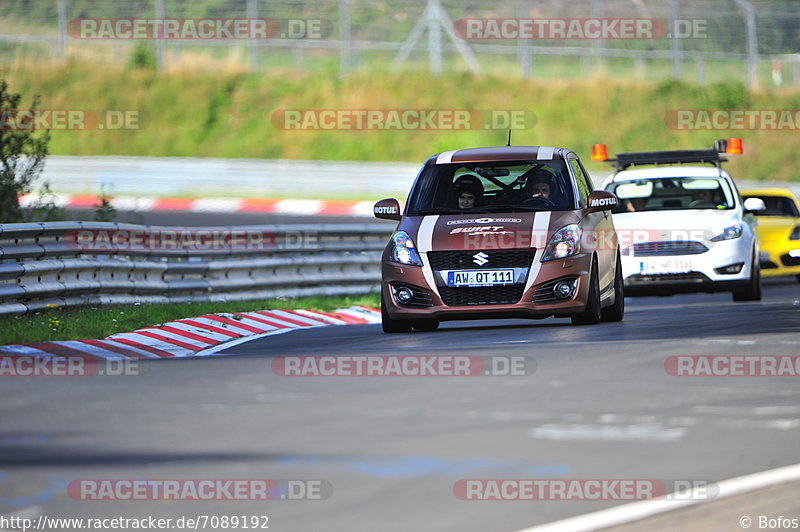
[{"xmin": 527, "ymin": 170, "xmax": 555, "ymax": 201}]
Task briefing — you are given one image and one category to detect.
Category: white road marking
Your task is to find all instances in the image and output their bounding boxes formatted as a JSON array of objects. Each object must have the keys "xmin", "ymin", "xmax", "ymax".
[
  {"xmin": 529, "ymin": 423, "xmax": 687, "ymax": 442},
  {"xmin": 516, "ymin": 462, "xmax": 800, "ymax": 532}
]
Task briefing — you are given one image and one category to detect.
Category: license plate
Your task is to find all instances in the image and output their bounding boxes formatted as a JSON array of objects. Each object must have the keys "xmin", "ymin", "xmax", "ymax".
[
  {"xmin": 638, "ymin": 258, "xmax": 692, "ymax": 274},
  {"xmin": 446, "ymin": 269, "xmax": 515, "ymax": 287}
]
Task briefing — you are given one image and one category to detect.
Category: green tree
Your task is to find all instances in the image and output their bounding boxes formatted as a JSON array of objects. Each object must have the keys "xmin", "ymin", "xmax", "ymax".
[{"xmin": 0, "ymin": 78, "xmax": 51, "ymax": 222}]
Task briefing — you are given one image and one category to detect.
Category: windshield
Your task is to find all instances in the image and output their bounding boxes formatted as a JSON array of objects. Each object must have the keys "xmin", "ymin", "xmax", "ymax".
[
  {"xmin": 607, "ymin": 176, "xmax": 736, "ymax": 213},
  {"xmin": 406, "ymin": 160, "xmax": 576, "ymax": 215},
  {"xmin": 743, "ymin": 195, "xmax": 800, "ymax": 217}
]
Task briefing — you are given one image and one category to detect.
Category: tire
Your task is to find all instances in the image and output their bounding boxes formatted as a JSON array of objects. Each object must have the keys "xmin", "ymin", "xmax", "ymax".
[
  {"xmin": 601, "ymin": 253, "xmax": 625, "ymax": 322},
  {"xmin": 796, "ymin": 275, "xmax": 800, "ymax": 283},
  {"xmin": 381, "ymin": 294, "xmax": 412, "ymax": 333},
  {"xmin": 732, "ymin": 251, "xmax": 762, "ymax": 302},
  {"xmin": 572, "ymin": 259, "xmax": 602, "ymax": 325},
  {"xmin": 412, "ymin": 320, "xmax": 439, "ymax": 331}
]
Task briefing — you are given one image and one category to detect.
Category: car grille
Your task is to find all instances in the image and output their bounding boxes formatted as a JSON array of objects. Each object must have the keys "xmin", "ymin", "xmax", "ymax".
[
  {"xmin": 439, "ymin": 285, "xmax": 525, "ymax": 306},
  {"xmin": 632, "ymin": 241, "xmax": 708, "ymax": 257},
  {"xmin": 626, "ymin": 272, "xmax": 709, "ymax": 283},
  {"xmin": 760, "ymin": 260, "xmax": 778, "ymax": 269},
  {"xmin": 427, "ymin": 250, "xmax": 536, "ymax": 270},
  {"xmin": 780, "ymin": 253, "xmax": 800, "ymax": 267}
]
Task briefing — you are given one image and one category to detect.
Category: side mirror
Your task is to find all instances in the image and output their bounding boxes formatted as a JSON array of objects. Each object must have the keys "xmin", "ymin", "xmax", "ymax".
[
  {"xmin": 374, "ymin": 198, "xmax": 402, "ymax": 221},
  {"xmin": 586, "ymin": 190, "xmax": 618, "ymax": 213},
  {"xmin": 743, "ymin": 197, "xmax": 766, "ymax": 214}
]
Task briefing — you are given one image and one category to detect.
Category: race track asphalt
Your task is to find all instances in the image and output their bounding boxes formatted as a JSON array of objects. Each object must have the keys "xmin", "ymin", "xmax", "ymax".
[{"xmin": 1, "ymin": 277, "xmax": 798, "ymax": 531}]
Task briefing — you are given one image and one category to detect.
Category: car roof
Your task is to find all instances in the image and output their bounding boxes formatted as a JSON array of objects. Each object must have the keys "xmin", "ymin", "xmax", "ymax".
[
  {"xmin": 740, "ymin": 188, "xmax": 800, "ymax": 200},
  {"xmin": 606, "ymin": 165, "xmax": 730, "ymax": 185},
  {"xmin": 429, "ymin": 146, "xmax": 574, "ymax": 165}
]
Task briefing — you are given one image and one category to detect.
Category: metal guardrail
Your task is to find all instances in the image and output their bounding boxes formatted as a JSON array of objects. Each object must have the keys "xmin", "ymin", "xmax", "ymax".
[
  {"xmin": 37, "ymin": 156, "xmax": 421, "ymax": 198},
  {"xmin": 0, "ymin": 222, "xmax": 392, "ymax": 316}
]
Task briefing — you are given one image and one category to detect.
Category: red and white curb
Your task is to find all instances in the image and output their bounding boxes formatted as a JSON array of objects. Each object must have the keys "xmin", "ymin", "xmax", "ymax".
[
  {"xmin": 0, "ymin": 306, "xmax": 380, "ymax": 360},
  {"xmin": 19, "ymin": 194, "xmax": 376, "ymax": 217}
]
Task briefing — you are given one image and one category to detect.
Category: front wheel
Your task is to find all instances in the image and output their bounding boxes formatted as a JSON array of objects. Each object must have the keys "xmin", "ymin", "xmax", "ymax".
[
  {"xmin": 732, "ymin": 252, "xmax": 762, "ymax": 302},
  {"xmin": 381, "ymin": 294, "xmax": 412, "ymax": 333},
  {"xmin": 572, "ymin": 260, "xmax": 602, "ymax": 325},
  {"xmin": 601, "ymin": 253, "xmax": 625, "ymax": 322}
]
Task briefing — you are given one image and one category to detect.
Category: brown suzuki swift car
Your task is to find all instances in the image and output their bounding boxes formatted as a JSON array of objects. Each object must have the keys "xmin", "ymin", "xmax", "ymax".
[{"xmin": 373, "ymin": 146, "xmax": 623, "ymax": 333}]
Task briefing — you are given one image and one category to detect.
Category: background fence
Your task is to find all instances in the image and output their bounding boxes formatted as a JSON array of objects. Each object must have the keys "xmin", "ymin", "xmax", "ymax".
[
  {"xmin": 0, "ymin": 222, "xmax": 390, "ymax": 315},
  {"xmin": 1, "ymin": 0, "xmax": 799, "ymax": 87}
]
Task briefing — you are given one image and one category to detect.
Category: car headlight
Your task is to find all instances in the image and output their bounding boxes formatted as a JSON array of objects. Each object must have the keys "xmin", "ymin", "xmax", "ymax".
[
  {"xmin": 790, "ymin": 226, "xmax": 800, "ymax": 240},
  {"xmin": 710, "ymin": 224, "xmax": 743, "ymax": 242},
  {"xmin": 390, "ymin": 231, "xmax": 423, "ymax": 266},
  {"xmin": 541, "ymin": 224, "xmax": 581, "ymax": 262}
]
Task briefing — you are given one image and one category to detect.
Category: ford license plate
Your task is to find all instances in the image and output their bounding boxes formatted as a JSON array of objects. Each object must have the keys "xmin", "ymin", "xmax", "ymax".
[{"xmin": 638, "ymin": 259, "xmax": 692, "ymax": 274}]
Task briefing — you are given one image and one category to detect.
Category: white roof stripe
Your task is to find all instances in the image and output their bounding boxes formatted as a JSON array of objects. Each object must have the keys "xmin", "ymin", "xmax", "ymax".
[
  {"xmin": 436, "ymin": 150, "xmax": 458, "ymax": 164},
  {"xmin": 537, "ymin": 147, "xmax": 555, "ymax": 160}
]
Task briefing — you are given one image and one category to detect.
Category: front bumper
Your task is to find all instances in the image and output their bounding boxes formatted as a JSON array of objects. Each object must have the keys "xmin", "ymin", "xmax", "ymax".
[
  {"xmin": 382, "ymin": 251, "xmax": 594, "ymax": 323},
  {"xmin": 621, "ymin": 237, "xmax": 753, "ymax": 295},
  {"xmin": 759, "ymin": 243, "xmax": 800, "ymax": 277}
]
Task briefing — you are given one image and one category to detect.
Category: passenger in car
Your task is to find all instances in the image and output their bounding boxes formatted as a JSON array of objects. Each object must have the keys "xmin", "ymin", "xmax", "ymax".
[{"xmin": 451, "ymin": 174, "xmax": 484, "ymax": 210}]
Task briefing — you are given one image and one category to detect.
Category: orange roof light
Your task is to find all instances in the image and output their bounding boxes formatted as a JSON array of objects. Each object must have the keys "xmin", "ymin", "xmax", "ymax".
[
  {"xmin": 726, "ymin": 137, "xmax": 743, "ymax": 155},
  {"xmin": 591, "ymin": 144, "xmax": 608, "ymax": 161}
]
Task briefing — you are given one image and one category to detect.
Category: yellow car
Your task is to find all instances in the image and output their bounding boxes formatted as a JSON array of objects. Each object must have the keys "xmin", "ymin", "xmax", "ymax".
[{"xmin": 741, "ymin": 188, "xmax": 800, "ymax": 280}]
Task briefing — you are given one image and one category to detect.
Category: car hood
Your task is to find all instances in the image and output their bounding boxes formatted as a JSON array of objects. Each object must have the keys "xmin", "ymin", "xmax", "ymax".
[
  {"xmin": 401, "ymin": 211, "xmax": 581, "ymax": 252},
  {"xmin": 611, "ymin": 209, "xmax": 739, "ymax": 243},
  {"xmin": 754, "ymin": 216, "xmax": 800, "ymax": 243}
]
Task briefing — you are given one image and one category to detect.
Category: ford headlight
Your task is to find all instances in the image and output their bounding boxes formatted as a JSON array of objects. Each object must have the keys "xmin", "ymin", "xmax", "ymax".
[
  {"xmin": 541, "ymin": 224, "xmax": 581, "ymax": 262},
  {"xmin": 390, "ymin": 231, "xmax": 423, "ymax": 266},
  {"xmin": 710, "ymin": 225, "xmax": 743, "ymax": 242}
]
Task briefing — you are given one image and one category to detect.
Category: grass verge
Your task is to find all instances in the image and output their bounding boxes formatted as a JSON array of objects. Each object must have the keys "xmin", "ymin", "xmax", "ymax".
[
  {"xmin": 0, "ymin": 294, "xmax": 380, "ymax": 345},
  {"xmin": 3, "ymin": 61, "xmax": 800, "ymax": 182}
]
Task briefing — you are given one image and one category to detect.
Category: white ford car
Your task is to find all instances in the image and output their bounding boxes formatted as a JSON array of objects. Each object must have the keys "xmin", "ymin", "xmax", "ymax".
[{"xmin": 596, "ymin": 140, "xmax": 763, "ymax": 301}]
